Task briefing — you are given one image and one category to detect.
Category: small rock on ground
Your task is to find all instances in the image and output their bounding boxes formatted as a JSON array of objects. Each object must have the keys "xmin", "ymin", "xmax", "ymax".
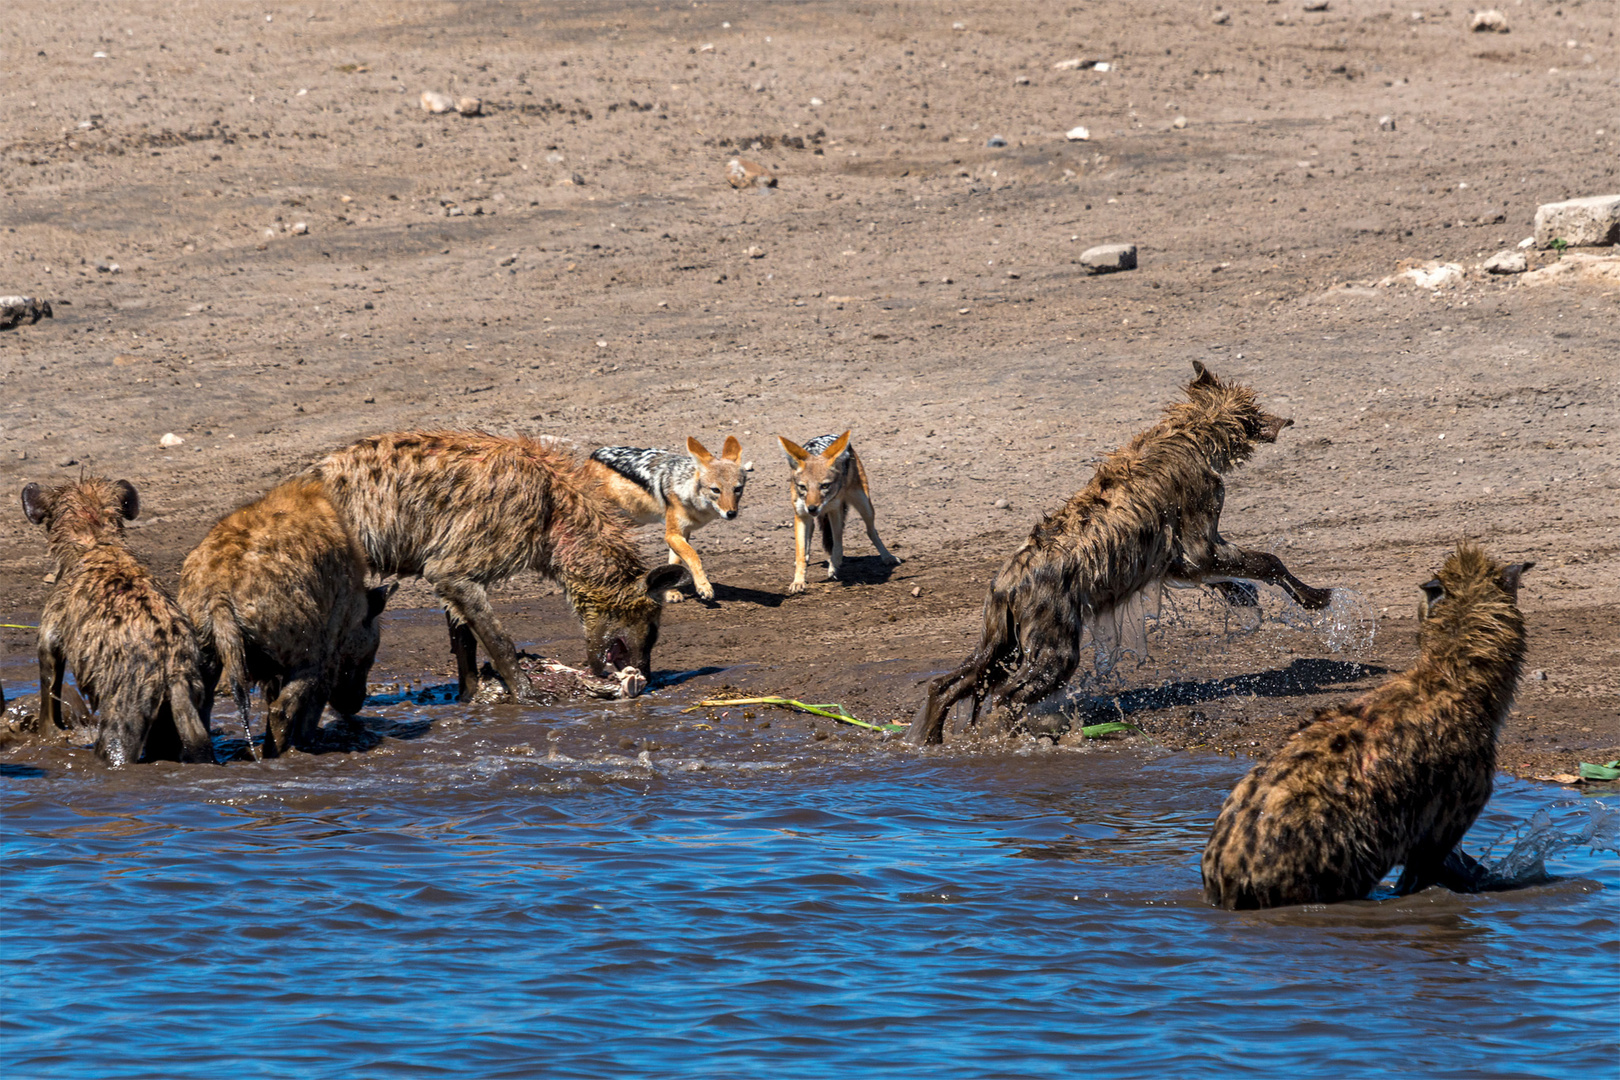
[
  {"xmin": 1483, "ymin": 250, "xmax": 1527, "ymax": 275},
  {"xmin": 1471, "ymin": 9, "xmax": 1509, "ymax": 32},
  {"xmin": 420, "ymin": 90, "xmax": 454, "ymax": 114},
  {"xmin": 726, "ymin": 157, "xmax": 777, "ymax": 189},
  {"xmin": 1080, "ymin": 243, "xmax": 1138, "ymax": 274},
  {"xmin": 1534, "ymin": 194, "xmax": 1620, "ymax": 248}
]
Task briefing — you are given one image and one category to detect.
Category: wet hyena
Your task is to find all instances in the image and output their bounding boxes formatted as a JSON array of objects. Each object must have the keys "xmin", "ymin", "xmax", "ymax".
[
  {"xmin": 908, "ymin": 362, "xmax": 1332, "ymax": 745},
  {"xmin": 21, "ymin": 478, "xmax": 212, "ymax": 765},
  {"xmin": 179, "ymin": 477, "xmax": 395, "ymax": 758},
  {"xmin": 1201, "ymin": 543, "xmax": 1532, "ymax": 909},
  {"xmin": 307, "ymin": 430, "xmax": 685, "ymax": 702}
]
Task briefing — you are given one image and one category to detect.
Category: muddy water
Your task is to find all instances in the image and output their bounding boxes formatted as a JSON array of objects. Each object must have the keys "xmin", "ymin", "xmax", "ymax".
[{"xmin": 3, "ymin": 682, "xmax": 1616, "ymax": 1078}]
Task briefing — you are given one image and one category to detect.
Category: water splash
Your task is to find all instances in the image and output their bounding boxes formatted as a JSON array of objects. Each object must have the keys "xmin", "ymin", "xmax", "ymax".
[
  {"xmin": 1275, "ymin": 587, "xmax": 1378, "ymax": 654},
  {"xmin": 1471, "ymin": 796, "xmax": 1620, "ymax": 888}
]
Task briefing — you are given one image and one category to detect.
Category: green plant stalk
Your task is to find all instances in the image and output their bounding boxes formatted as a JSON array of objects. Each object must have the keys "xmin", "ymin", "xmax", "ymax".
[
  {"xmin": 1578, "ymin": 760, "xmax": 1620, "ymax": 782},
  {"xmin": 687, "ymin": 696, "xmax": 907, "ymax": 732}
]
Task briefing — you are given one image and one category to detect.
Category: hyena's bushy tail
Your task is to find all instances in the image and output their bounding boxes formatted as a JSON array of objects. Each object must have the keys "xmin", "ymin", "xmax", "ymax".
[
  {"xmin": 207, "ymin": 599, "xmax": 258, "ymax": 759},
  {"xmin": 906, "ymin": 588, "xmax": 1021, "ymax": 746}
]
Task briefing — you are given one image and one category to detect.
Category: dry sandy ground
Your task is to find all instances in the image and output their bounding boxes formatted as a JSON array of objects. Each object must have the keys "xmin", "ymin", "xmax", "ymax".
[{"xmin": 2, "ymin": 1, "xmax": 1616, "ymax": 778}]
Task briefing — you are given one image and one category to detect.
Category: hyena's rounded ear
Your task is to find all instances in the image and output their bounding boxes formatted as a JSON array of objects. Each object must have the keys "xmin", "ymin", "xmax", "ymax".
[
  {"xmin": 778, "ymin": 436, "xmax": 809, "ymax": 463},
  {"xmin": 21, "ymin": 483, "xmax": 48, "ymax": 525},
  {"xmin": 721, "ymin": 435, "xmax": 742, "ymax": 461},
  {"xmin": 644, "ymin": 563, "xmax": 688, "ymax": 600},
  {"xmin": 686, "ymin": 436, "xmax": 714, "ymax": 464},
  {"xmin": 1499, "ymin": 562, "xmax": 1533, "ymax": 596},
  {"xmin": 1190, "ymin": 361, "xmax": 1220, "ymax": 389},
  {"xmin": 824, "ymin": 431, "xmax": 852, "ymax": 459},
  {"xmin": 1419, "ymin": 577, "xmax": 1445, "ymax": 617},
  {"xmin": 113, "ymin": 480, "xmax": 140, "ymax": 520}
]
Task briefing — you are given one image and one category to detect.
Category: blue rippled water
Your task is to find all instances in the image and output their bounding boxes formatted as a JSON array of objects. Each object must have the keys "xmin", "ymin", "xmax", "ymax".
[{"xmin": 2, "ymin": 700, "xmax": 1615, "ymax": 1079}]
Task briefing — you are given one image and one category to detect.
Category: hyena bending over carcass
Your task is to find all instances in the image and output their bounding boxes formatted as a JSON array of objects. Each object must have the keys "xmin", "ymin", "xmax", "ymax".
[
  {"xmin": 1202, "ymin": 544, "xmax": 1531, "ymax": 909},
  {"xmin": 907, "ymin": 362, "xmax": 1333, "ymax": 745},
  {"xmin": 21, "ymin": 478, "xmax": 213, "ymax": 765},
  {"xmin": 179, "ymin": 477, "xmax": 396, "ymax": 757},
  {"xmin": 307, "ymin": 431, "xmax": 686, "ymax": 703}
]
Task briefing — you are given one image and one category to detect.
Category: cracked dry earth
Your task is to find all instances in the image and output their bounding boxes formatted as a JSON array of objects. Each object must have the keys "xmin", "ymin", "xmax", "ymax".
[{"xmin": 2, "ymin": 1, "xmax": 1616, "ymax": 780}]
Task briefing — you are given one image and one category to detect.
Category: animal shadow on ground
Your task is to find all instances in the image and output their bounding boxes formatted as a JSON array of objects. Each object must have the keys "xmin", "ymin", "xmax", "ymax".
[
  {"xmin": 1059, "ymin": 657, "xmax": 1388, "ymax": 728},
  {"xmin": 0, "ymin": 763, "xmax": 49, "ymax": 779},
  {"xmin": 823, "ymin": 554, "xmax": 904, "ymax": 588},
  {"xmin": 649, "ymin": 665, "xmax": 727, "ymax": 691},
  {"xmin": 706, "ymin": 582, "xmax": 785, "ymax": 607}
]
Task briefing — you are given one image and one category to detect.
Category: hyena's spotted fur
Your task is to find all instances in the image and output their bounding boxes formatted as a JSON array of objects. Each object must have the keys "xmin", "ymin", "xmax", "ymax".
[
  {"xmin": 21, "ymin": 478, "xmax": 212, "ymax": 765},
  {"xmin": 179, "ymin": 477, "xmax": 394, "ymax": 757},
  {"xmin": 307, "ymin": 430, "xmax": 685, "ymax": 701},
  {"xmin": 1201, "ymin": 543, "xmax": 1531, "ymax": 909},
  {"xmin": 907, "ymin": 363, "xmax": 1332, "ymax": 745}
]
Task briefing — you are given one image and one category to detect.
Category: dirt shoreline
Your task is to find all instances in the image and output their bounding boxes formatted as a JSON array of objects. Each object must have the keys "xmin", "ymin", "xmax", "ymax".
[{"xmin": 3, "ymin": 2, "xmax": 1616, "ymax": 779}]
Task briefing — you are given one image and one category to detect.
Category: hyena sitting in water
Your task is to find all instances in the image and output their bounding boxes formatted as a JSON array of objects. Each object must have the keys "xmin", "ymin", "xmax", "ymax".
[
  {"xmin": 1202, "ymin": 544, "xmax": 1532, "ymax": 909},
  {"xmin": 777, "ymin": 431, "xmax": 901, "ymax": 596},
  {"xmin": 21, "ymin": 478, "xmax": 212, "ymax": 765},
  {"xmin": 587, "ymin": 435, "xmax": 754, "ymax": 603},
  {"xmin": 907, "ymin": 362, "xmax": 1333, "ymax": 746},
  {"xmin": 179, "ymin": 478, "xmax": 396, "ymax": 758},
  {"xmin": 307, "ymin": 430, "xmax": 686, "ymax": 703}
]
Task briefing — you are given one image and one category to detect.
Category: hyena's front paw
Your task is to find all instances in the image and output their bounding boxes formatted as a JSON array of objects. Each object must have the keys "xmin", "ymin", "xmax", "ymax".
[
  {"xmin": 662, "ymin": 589, "xmax": 686, "ymax": 604},
  {"xmin": 786, "ymin": 579, "xmax": 808, "ymax": 596}
]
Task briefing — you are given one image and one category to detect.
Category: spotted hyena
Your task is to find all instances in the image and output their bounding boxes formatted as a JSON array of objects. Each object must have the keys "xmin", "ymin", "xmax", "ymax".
[
  {"xmin": 179, "ymin": 477, "xmax": 395, "ymax": 757},
  {"xmin": 307, "ymin": 430, "xmax": 685, "ymax": 702},
  {"xmin": 21, "ymin": 478, "xmax": 212, "ymax": 765},
  {"xmin": 1201, "ymin": 543, "xmax": 1532, "ymax": 909},
  {"xmin": 907, "ymin": 363, "xmax": 1332, "ymax": 745}
]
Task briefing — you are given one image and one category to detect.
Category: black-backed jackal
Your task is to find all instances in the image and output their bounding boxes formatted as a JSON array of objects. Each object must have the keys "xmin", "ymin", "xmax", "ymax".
[{"xmin": 777, "ymin": 431, "xmax": 901, "ymax": 596}]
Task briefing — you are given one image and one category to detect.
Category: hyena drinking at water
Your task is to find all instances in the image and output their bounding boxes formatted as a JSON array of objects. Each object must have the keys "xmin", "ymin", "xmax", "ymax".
[
  {"xmin": 307, "ymin": 431, "xmax": 686, "ymax": 702},
  {"xmin": 21, "ymin": 478, "xmax": 212, "ymax": 765},
  {"xmin": 179, "ymin": 477, "xmax": 396, "ymax": 757},
  {"xmin": 1202, "ymin": 544, "xmax": 1531, "ymax": 909},
  {"xmin": 906, "ymin": 362, "xmax": 1333, "ymax": 745}
]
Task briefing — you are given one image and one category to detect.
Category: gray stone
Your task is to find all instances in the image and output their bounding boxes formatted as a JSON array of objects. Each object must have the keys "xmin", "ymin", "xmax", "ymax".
[
  {"xmin": 1483, "ymin": 250, "xmax": 1527, "ymax": 275},
  {"xmin": 1080, "ymin": 243, "xmax": 1138, "ymax": 274},
  {"xmin": 1534, "ymin": 195, "xmax": 1620, "ymax": 248}
]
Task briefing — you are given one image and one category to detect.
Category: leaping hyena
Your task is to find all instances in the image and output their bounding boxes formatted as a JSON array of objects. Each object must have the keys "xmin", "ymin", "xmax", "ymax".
[
  {"xmin": 307, "ymin": 431, "xmax": 686, "ymax": 702},
  {"xmin": 1202, "ymin": 543, "xmax": 1531, "ymax": 909},
  {"xmin": 21, "ymin": 478, "xmax": 213, "ymax": 765},
  {"xmin": 907, "ymin": 362, "xmax": 1333, "ymax": 745},
  {"xmin": 179, "ymin": 477, "xmax": 396, "ymax": 757}
]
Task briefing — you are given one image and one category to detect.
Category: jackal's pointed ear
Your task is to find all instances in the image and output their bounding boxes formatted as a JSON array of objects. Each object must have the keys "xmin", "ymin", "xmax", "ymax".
[
  {"xmin": 1499, "ymin": 562, "xmax": 1533, "ymax": 596},
  {"xmin": 1419, "ymin": 577, "xmax": 1445, "ymax": 617},
  {"xmin": 21, "ymin": 483, "xmax": 48, "ymax": 525},
  {"xmin": 1190, "ymin": 361, "xmax": 1220, "ymax": 389},
  {"xmin": 113, "ymin": 480, "xmax": 140, "ymax": 521},
  {"xmin": 824, "ymin": 431, "xmax": 851, "ymax": 460},
  {"xmin": 778, "ymin": 436, "xmax": 809, "ymax": 463},
  {"xmin": 721, "ymin": 435, "xmax": 742, "ymax": 461},
  {"xmin": 686, "ymin": 437, "xmax": 713, "ymax": 465}
]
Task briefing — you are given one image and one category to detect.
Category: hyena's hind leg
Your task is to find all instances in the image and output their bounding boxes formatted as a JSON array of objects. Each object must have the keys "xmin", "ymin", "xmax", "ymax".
[
  {"xmin": 906, "ymin": 597, "xmax": 1023, "ymax": 746},
  {"xmin": 984, "ymin": 622, "xmax": 1083, "ymax": 735}
]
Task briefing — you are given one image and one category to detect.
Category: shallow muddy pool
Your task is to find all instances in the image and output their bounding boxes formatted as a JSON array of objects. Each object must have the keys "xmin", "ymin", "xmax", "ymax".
[{"xmin": 3, "ymin": 688, "xmax": 1616, "ymax": 1078}]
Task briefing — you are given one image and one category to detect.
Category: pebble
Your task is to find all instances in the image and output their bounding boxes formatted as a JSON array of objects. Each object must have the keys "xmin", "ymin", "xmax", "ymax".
[
  {"xmin": 420, "ymin": 90, "xmax": 454, "ymax": 114},
  {"xmin": 1303, "ymin": 0, "xmax": 1329, "ymax": 10},
  {"xmin": 570, "ymin": 173, "xmax": 586, "ymax": 186},
  {"xmin": 1471, "ymin": 9, "xmax": 1509, "ymax": 33},
  {"xmin": 1379, "ymin": 115, "xmax": 1396, "ymax": 131},
  {"xmin": 455, "ymin": 96, "xmax": 482, "ymax": 117},
  {"xmin": 911, "ymin": 586, "xmax": 922, "ymax": 597},
  {"xmin": 1052, "ymin": 58, "xmax": 1086, "ymax": 70},
  {"xmin": 96, "ymin": 261, "xmax": 120, "ymax": 273},
  {"xmin": 993, "ymin": 498, "xmax": 1010, "ymax": 509},
  {"xmin": 1080, "ymin": 243, "xmax": 1139, "ymax": 274},
  {"xmin": 745, "ymin": 245, "xmax": 765, "ymax": 259},
  {"xmin": 1211, "ymin": 10, "xmax": 1230, "ymax": 24},
  {"xmin": 1172, "ymin": 116, "xmax": 1187, "ymax": 129},
  {"xmin": 1014, "ymin": 76, "xmax": 1031, "ymax": 86},
  {"xmin": 1065, "ymin": 125, "xmax": 1091, "ymax": 141},
  {"xmin": 159, "ymin": 432, "xmax": 185, "ymax": 448},
  {"xmin": 725, "ymin": 157, "xmax": 777, "ymax": 189},
  {"xmin": 987, "ymin": 135, "xmax": 1008, "ymax": 148},
  {"xmin": 1533, "ymin": 194, "xmax": 1620, "ymax": 248},
  {"xmin": 0, "ymin": 296, "xmax": 52, "ymax": 329},
  {"xmin": 289, "ymin": 221, "xmax": 308, "ymax": 235},
  {"xmin": 1483, "ymin": 250, "xmax": 1527, "ymax": 274}
]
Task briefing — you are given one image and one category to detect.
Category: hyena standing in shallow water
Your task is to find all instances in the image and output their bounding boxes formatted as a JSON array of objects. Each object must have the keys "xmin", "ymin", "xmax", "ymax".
[
  {"xmin": 777, "ymin": 431, "xmax": 901, "ymax": 596},
  {"xmin": 179, "ymin": 477, "xmax": 396, "ymax": 757},
  {"xmin": 21, "ymin": 478, "xmax": 213, "ymax": 765},
  {"xmin": 307, "ymin": 431, "xmax": 686, "ymax": 702},
  {"xmin": 587, "ymin": 435, "xmax": 754, "ymax": 602},
  {"xmin": 907, "ymin": 362, "xmax": 1333, "ymax": 745},
  {"xmin": 1202, "ymin": 544, "xmax": 1532, "ymax": 909}
]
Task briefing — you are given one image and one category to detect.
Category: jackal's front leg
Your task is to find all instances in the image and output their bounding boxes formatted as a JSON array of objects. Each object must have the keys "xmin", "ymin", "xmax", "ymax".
[
  {"xmin": 787, "ymin": 513, "xmax": 811, "ymax": 595},
  {"xmin": 664, "ymin": 516, "xmax": 711, "ymax": 602},
  {"xmin": 1207, "ymin": 543, "xmax": 1334, "ymax": 611}
]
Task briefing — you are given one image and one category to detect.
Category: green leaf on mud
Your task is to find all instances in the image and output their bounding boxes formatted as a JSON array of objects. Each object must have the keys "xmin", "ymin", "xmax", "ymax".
[
  {"xmin": 1578, "ymin": 760, "xmax": 1620, "ymax": 782},
  {"xmin": 1078, "ymin": 721, "xmax": 1138, "ymax": 738}
]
